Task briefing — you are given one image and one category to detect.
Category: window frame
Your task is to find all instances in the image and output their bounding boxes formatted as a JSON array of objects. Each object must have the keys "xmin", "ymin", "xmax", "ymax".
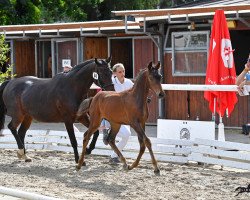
[{"xmin": 171, "ymin": 31, "xmax": 210, "ymax": 77}]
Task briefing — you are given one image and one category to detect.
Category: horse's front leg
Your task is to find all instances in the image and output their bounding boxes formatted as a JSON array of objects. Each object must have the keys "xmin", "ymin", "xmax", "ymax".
[
  {"xmin": 144, "ymin": 135, "xmax": 160, "ymax": 175},
  {"xmin": 129, "ymin": 123, "xmax": 146, "ymax": 170},
  {"xmin": 132, "ymin": 122, "xmax": 160, "ymax": 175},
  {"xmin": 64, "ymin": 122, "xmax": 79, "ymax": 163}
]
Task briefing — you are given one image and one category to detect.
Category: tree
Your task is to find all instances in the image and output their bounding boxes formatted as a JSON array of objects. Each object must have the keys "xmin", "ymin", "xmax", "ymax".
[
  {"xmin": 99, "ymin": 0, "xmax": 160, "ymax": 20},
  {"xmin": 0, "ymin": 0, "xmax": 162, "ymax": 24},
  {"xmin": 0, "ymin": 0, "xmax": 41, "ymax": 25},
  {"xmin": 0, "ymin": 35, "xmax": 15, "ymax": 83}
]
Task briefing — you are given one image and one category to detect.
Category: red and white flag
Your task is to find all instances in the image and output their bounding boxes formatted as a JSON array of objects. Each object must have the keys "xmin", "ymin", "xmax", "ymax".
[{"xmin": 204, "ymin": 9, "xmax": 237, "ymax": 117}]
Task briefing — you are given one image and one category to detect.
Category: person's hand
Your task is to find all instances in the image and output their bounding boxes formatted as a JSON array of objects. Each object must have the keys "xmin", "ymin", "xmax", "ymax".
[
  {"xmin": 245, "ymin": 55, "xmax": 250, "ymax": 71},
  {"xmin": 237, "ymin": 80, "xmax": 247, "ymax": 96}
]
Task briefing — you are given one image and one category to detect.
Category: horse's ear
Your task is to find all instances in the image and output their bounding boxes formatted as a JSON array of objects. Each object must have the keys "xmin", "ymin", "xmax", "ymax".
[
  {"xmin": 147, "ymin": 61, "xmax": 153, "ymax": 70},
  {"xmin": 106, "ymin": 55, "xmax": 112, "ymax": 63},
  {"xmin": 95, "ymin": 58, "xmax": 102, "ymax": 65},
  {"xmin": 155, "ymin": 62, "xmax": 161, "ymax": 70}
]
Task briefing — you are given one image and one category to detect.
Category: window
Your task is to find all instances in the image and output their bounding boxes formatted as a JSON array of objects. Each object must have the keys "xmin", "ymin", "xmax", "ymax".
[{"xmin": 172, "ymin": 31, "xmax": 209, "ymax": 76}]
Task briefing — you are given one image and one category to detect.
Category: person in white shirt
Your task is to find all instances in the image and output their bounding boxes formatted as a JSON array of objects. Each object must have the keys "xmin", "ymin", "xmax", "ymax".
[
  {"xmin": 236, "ymin": 54, "xmax": 250, "ymax": 95},
  {"xmin": 102, "ymin": 63, "xmax": 134, "ymax": 164}
]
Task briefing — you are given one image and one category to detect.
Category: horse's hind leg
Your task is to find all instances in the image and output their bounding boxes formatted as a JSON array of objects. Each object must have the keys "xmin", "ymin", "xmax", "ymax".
[
  {"xmin": 76, "ymin": 125, "xmax": 99, "ymax": 170},
  {"xmin": 7, "ymin": 116, "xmax": 26, "ymax": 160},
  {"xmin": 17, "ymin": 115, "xmax": 33, "ymax": 162},
  {"xmin": 78, "ymin": 113, "xmax": 99, "ymax": 155},
  {"xmin": 107, "ymin": 123, "xmax": 128, "ymax": 169}
]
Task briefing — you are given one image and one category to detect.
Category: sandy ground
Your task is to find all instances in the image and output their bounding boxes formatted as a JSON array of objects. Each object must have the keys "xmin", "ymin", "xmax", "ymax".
[{"xmin": 0, "ymin": 149, "xmax": 250, "ymax": 200}]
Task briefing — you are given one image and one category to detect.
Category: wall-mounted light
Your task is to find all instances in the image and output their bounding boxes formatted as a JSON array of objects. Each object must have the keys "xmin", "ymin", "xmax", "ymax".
[{"xmin": 227, "ymin": 20, "xmax": 236, "ymax": 29}]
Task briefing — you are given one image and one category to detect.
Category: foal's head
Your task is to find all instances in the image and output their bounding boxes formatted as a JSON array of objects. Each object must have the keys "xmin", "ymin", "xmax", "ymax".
[
  {"xmin": 147, "ymin": 62, "xmax": 165, "ymax": 98},
  {"xmin": 94, "ymin": 56, "xmax": 114, "ymax": 91}
]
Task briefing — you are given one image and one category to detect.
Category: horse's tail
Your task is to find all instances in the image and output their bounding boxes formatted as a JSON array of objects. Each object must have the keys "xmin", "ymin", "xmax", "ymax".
[
  {"xmin": 77, "ymin": 97, "xmax": 93, "ymax": 117},
  {"xmin": 0, "ymin": 80, "xmax": 9, "ymax": 130}
]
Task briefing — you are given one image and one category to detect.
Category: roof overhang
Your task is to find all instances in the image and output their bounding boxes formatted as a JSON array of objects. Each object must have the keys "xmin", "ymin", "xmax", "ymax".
[
  {"xmin": 0, "ymin": 20, "xmax": 143, "ymax": 39},
  {"xmin": 112, "ymin": 4, "xmax": 250, "ymax": 26}
]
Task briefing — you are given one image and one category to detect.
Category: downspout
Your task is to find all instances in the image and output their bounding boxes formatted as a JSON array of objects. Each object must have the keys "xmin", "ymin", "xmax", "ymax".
[{"xmin": 158, "ymin": 23, "xmax": 165, "ymax": 119}]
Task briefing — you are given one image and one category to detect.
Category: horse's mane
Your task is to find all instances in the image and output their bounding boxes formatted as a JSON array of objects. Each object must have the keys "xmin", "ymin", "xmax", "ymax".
[
  {"xmin": 69, "ymin": 59, "xmax": 95, "ymax": 73},
  {"xmin": 133, "ymin": 68, "xmax": 147, "ymax": 83}
]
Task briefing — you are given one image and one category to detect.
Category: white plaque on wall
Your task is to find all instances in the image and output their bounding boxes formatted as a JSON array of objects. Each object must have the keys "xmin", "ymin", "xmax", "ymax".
[{"xmin": 62, "ymin": 59, "xmax": 71, "ymax": 68}]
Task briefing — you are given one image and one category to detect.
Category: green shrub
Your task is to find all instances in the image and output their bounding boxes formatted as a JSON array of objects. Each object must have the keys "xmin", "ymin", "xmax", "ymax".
[{"xmin": 0, "ymin": 35, "xmax": 15, "ymax": 83}]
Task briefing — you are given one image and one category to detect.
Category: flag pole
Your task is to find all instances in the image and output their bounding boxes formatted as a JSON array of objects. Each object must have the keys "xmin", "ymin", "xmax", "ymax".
[
  {"xmin": 212, "ymin": 98, "xmax": 216, "ymax": 121},
  {"xmin": 218, "ymin": 110, "xmax": 225, "ymax": 141}
]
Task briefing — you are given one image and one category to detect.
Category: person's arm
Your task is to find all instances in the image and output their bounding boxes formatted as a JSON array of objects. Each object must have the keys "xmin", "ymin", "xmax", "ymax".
[
  {"xmin": 236, "ymin": 55, "xmax": 250, "ymax": 95},
  {"xmin": 236, "ymin": 55, "xmax": 250, "ymax": 86}
]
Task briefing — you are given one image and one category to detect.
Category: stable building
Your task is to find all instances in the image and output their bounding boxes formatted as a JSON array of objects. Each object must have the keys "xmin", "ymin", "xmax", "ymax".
[{"xmin": 0, "ymin": 2, "xmax": 250, "ymax": 126}]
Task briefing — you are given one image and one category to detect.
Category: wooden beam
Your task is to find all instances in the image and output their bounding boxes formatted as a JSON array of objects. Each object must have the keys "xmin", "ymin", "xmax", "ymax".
[{"xmin": 112, "ymin": 4, "xmax": 250, "ymax": 17}]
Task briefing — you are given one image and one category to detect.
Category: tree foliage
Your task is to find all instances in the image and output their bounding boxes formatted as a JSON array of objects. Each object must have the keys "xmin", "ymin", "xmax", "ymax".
[
  {"xmin": 0, "ymin": 35, "xmax": 15, "ymax": 83},
  {"xmin": 0, "ymin": 0, "xmax": 163, "ymax": 25}
]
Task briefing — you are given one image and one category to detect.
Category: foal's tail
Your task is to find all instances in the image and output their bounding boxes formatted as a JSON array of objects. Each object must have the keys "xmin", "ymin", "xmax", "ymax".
[
  {"xmin": 77, "ymin": 97, "xmax": 93, "ymax": 117},
  {"xmin": 0, "ymin": 80, "xmax": 9, "ymax": 130}
]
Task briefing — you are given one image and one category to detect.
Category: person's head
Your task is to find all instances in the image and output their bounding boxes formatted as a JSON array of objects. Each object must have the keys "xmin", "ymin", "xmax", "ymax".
[
  {"xmin": 63, "ymin": 66, "xmax": 72, "ymax": 72},
  {"xmin": 112, "ymin": 63, "xmax": 125, "ymax": 83}
]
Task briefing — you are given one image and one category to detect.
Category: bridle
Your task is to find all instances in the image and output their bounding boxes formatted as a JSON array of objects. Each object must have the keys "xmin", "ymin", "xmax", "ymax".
[
  {"xmin": 93, "ymin": 66, "xmax": 114, "ymax": 91},
  {"xmin": 94, "ymin": 78, "xmax": 114, "ymax": 91}
]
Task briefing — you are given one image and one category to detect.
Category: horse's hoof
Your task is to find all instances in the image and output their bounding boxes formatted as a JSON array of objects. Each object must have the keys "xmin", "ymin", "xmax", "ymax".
[
  {"xmin": 85, "ymin": 148, "xmax": 92, "ymax": 155},
  {"xmin": 123, "ymin": 164, "xmax": 129, "ymax": 171},
  {"xmin": 154, "ymin": 169, "xmax": 160, "ymax": 176},
  {"xmin": 17, "ymin": 149, "xmax": 25, "ymax": 159},
  {"xmin": 76, "ymin": 165, "xmax": 81, "ymax": 171},
  {"xmin": 25, "ymin": 158, "xmax": 32, "ymax": 162}
]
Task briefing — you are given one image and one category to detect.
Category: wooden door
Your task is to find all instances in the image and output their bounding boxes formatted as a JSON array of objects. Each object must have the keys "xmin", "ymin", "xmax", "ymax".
[
  {"xmin": 14, "ymin": 40, "xmax": 35, "ymax": 77},
  {"xmin": 134, "ymin": 38, "xmax": 159, "ymax": 124}
]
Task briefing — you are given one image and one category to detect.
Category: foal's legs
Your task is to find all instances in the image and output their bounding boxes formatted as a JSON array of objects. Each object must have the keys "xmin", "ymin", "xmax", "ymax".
[
  {"xmin": 129, "ymin": 123, "xmax": 146, "ymax": 169},
  {"xmin": 78, "ymin": 113, "xmax": 99, "ymax": 155},
  {"xmin": 107, "ymin": 122, "xmax": 129, "ymax": 169},
  {"xmin": 131, "ymin": 122, "xmax": 160, "ymax": 175},
  {"xmin": 76, "ymin": 118, "xmax": 101, "ymax": 170},
  {"xmin": 65, "ymin": 121, "xmax": 79, "ymax": 163}
]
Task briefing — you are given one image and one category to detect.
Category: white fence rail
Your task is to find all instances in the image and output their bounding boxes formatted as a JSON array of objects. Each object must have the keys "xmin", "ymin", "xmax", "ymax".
[
  {"xmin": 1, "ymin": 129, "xmax": 249, "ymax": 171},
  {"xmin": 91, "ymin": 83, "xmax": 250, "ymax": 92}
]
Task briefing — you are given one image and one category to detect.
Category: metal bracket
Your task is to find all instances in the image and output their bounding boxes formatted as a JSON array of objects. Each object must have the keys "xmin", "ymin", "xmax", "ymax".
[
  {"xmin": 145, "ymin": 33, "xmax": 159, "ymax": 48},
  {"xmin": 80, "ymin": 27, "xmax": 106, "ymax": 37},
  {"xmin": 39, "ymin": 29, "xmax": 61, "ymax": 38},
  {"xmin": 124, "ymin": 15, "xmax": 146, "ymax": 35},
  {"xmin": 167, "ymin": 13, "xmax": 190, "ymax": 24}
]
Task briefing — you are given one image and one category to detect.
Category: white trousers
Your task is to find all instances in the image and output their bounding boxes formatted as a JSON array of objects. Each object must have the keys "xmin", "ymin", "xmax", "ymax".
[
  {"xmin": 111, "ymin": 124, "xmax": 131, "ymax": 158},
  {"xmin": 101, "ymin": 120, "xmax": 131, "ymax": 158}
]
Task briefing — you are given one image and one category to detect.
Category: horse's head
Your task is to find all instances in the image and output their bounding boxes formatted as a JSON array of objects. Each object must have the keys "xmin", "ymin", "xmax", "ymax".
[
  {"xmin": 93, "ymin": 56, "xmax": 115, "ymax": 91},
  {"xmin": 147, "ymin": 61, "xmax": 165, "ymax": 99}
]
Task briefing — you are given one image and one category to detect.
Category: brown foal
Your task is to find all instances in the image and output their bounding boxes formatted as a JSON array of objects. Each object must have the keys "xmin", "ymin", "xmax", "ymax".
[{"xmin": 76, "ymin": 61, "xmax": 165, "ymax": 175}]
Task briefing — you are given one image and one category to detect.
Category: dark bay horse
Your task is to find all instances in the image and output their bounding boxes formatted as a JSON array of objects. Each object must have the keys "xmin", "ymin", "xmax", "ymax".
[
  {"xmin": 76, "ymin": 61, "xmax": 165, "ymax": 175},
  {"xmin": 0, "ymin": 57, "xmax": 114, "ymax": 163}
]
